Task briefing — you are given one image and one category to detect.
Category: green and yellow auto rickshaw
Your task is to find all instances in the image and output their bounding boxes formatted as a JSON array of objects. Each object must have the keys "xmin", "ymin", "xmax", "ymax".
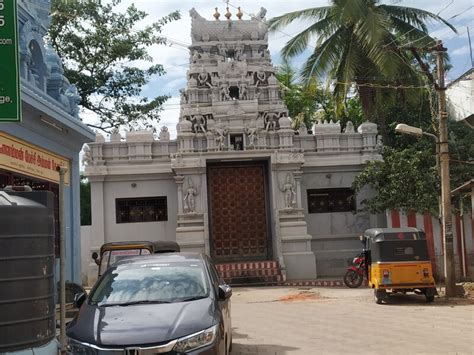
[{"xmin": 361, "ymin": 227, "xmax": 437, "ymax": 304}]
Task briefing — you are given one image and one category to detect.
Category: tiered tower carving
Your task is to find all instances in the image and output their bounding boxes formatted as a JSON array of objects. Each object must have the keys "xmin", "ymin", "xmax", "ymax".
[{"xmin": 177, "ymin": 7, "xmax": 291, "ymax": 152}]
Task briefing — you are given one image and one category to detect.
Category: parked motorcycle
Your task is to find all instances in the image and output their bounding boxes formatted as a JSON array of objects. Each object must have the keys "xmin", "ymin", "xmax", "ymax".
[{"xmin": 343, "ymin": 252, "xmax": 366, "ymax": 288}]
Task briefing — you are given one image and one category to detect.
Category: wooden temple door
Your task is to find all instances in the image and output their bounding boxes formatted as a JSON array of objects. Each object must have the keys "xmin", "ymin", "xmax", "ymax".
[{"xmin": 207, "ymin": 162, "xmax": 270, "ymax": 262}]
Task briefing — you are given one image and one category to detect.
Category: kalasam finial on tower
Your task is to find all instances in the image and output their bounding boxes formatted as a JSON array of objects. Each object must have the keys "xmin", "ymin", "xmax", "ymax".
[
  {"xmin": 214, "ymin": 7, "xmax": 220, "ymax": 20},
  {"xmin": 236, "ymin": 7, "xmax": 243, "ymax": 20},
  {"xmin": 225, "ymin": 7, "xmax": 232, "ymax": 20}
]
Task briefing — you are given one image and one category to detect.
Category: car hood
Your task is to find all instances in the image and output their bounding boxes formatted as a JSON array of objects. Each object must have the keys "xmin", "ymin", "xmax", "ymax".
[{"xmin": 67, "ymin": 297, "xmax": 218, "ymax": 346}]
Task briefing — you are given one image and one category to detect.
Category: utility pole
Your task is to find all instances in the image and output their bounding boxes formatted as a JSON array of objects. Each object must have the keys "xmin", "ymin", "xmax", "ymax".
[
  {"xmin": 408, "ymin": 41, "xmax": 456, "ymax": 297},
  {"xmin": 435, "ymin": 40, "xmax": 456, "ymax": 297}
]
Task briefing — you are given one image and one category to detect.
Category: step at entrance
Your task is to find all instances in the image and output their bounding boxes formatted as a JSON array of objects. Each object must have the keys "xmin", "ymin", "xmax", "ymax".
[{"xmin": 216, "ymin": 261, "xmax": 283, "ymax": 286}]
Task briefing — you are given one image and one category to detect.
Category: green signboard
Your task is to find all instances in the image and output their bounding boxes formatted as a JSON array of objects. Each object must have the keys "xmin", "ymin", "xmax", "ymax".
[{"xmin": 0, "ymin": 0, "xmax": 21, "ymax": 122}]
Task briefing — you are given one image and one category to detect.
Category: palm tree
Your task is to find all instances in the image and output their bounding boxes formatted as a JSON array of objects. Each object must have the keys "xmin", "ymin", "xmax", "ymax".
[{"xmin": 268, "ymin": 0, "xmax": 456, "ymax": 141}]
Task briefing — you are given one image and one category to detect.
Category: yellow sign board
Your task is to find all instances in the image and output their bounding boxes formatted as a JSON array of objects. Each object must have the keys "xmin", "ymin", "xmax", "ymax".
[{"xmin": 0, "ymin": 131, "xmax": 70, "ymax": 185}]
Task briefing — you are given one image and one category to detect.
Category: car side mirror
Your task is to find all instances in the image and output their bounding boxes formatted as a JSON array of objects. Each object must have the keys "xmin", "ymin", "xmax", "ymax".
[
  {"xmin": 218, "ymin": 284, "xmax": 232, "ymax": 300},
  {"xmin": 92, "ymin": 252, "xmax": 99, "ymax": 265},
  {"xmin": 73, "ymin": 292, "xmax": 87, "ymax": 309}
]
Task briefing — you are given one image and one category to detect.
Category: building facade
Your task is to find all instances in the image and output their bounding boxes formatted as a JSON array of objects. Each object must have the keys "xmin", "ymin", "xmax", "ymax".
[
  {"xmin": 1, "ymin": 0, "xmax": 94, "ymax": 289},
  {"xmin": 83, "ymin": 8, "xmax": 384, "ymax": 284}
]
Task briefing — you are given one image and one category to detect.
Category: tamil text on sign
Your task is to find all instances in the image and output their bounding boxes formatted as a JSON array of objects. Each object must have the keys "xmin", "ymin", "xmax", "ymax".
[{"xmin": 0, "ymin": 132, "xmax": 70, "ymax": 185}]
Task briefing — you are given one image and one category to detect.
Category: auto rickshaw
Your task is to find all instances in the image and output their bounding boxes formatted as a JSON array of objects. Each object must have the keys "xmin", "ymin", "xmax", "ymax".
[
  {"xmin": 360, "ymin": 227, "xmax": 437, "ymax": 304},
  {"xmin": 92, "ymin": 240, "xmax": 180, "ymax": 278}
]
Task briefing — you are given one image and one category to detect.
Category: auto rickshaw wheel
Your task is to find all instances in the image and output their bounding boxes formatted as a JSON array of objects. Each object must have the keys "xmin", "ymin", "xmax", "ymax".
[
  {"xmin": 374, "ymin": 289, "xmax": 387, "ymax": 304},
  {"xmin": 425, "ymin": 295, "xmax": 435, "ymax": 303}
]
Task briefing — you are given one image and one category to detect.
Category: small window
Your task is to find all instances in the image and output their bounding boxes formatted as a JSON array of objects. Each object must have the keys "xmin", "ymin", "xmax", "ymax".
[
  {"xmin": 229, "ymin": 86, "xmax": 239, "ymax": 100},
  {"xmin": 307, "ymin": 188, "xmax": 355, "ymax": 213},
  {"xmin": 116, "ymin": 196, "xmax": 167, "ymax": 223},
  {"xmin": 230, "ymin": 134, "xmax": 244, "ymax": 151}
]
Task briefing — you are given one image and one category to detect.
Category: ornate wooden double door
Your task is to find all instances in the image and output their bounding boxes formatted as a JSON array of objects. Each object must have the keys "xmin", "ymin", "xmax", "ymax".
[{"xmin": 207, "ymin": 162, "xmax": 271, "ymax": 262}]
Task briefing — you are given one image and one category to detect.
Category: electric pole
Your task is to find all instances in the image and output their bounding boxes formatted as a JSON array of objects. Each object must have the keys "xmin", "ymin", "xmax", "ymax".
[
  {"xmin": 407, "ymin": 40, "xmax": 456, "ymax": 296},
  {"xmin": 435, "ymin": 40, "xmax": 456, "ymax": 297}
]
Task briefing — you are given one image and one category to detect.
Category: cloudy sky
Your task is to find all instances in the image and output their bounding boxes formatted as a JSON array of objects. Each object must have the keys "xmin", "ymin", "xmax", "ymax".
[{"xmin": 88, "ymin": 0, "xmax": 474, "ymax": 137}]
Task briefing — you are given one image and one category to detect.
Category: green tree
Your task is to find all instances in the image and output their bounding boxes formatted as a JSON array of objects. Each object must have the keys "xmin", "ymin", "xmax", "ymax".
[
  {"xmin": 276, "ymin": 59, "xmax": 365, "ymax": 131},
  {"xmin": 353, "ymin": 87, "xmax": 474, "ymax": 215},
  {"xmin": 268, "ymin": 0, "xmax": 455, "ymax": 142},
  {"xmin": 353, "ymin": 146, "xmax": 439, "ymax": 215},
  {"xmin": 49, "ymin": 0, "xmax": 180, "ymax": 132}
]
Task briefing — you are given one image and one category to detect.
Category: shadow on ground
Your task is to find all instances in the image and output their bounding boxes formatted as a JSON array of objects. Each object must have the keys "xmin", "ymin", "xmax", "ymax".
[
  {"xmin": 231, "ymin": 329, "xmax": 300, "ymax": 354},
  {"xmin": 380, "ymin": 293, "xmax": 474, "ymax": 307}
]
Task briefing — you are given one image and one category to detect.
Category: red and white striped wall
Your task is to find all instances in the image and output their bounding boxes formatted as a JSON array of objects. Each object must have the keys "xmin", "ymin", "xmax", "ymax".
[{"xmin": 386, "ymin": 210, "xmax": 474, "ymax": 280}]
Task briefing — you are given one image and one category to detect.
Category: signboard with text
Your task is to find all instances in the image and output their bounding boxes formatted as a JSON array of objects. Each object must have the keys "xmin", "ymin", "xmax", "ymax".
[
  {"xmin": 0, "ymin": 132, "xmax": 70, "ymax": 185},
  {"xmin": 0, "ymin": 0, "xmax": 21, "ymax": 122}
]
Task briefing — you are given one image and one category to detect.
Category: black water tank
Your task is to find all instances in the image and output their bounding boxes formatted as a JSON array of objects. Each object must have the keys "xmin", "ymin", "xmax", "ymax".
[{"xmin": 0, "ymin": 190, "xmax": 55, "ymax": 352}]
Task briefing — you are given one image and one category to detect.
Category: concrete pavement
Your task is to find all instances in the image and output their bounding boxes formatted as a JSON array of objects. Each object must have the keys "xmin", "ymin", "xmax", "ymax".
[{"xmin": 230, "ymin": 286, "xmax": 474, "ymax": 355}]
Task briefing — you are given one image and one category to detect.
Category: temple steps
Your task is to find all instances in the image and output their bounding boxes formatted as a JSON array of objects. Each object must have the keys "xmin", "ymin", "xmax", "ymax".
[
  {"xmin": 216, "ymin": 260, "xmax": 283, "ymax": 286},
  {"xmin": 216, "ymin": 261, "xmax": 360, "ymax": 287}
]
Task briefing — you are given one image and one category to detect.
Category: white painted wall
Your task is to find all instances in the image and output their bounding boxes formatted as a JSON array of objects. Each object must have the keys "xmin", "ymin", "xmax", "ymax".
[
  {"xmin": 102, "ymin": 178, "xmax": 178, "ymax": 243},
  {"xmin": 302, "ymin": 169, "xmax": 385, "ymax": 277}
]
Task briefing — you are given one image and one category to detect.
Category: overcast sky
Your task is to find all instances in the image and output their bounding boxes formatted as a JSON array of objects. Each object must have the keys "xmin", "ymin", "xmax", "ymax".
[{"xmin": 84, "ymin": 0, "xmax": 474, "ymax": 137}]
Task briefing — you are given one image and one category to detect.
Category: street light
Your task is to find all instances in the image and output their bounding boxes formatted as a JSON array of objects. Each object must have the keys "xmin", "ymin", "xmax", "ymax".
[
  {"xmin": 395, "ymin": 123, "xmax": 438, "ymax": 143},
  {"xmin": 395, "ymin": 122, "xmax": 455, "ymax": 297}
]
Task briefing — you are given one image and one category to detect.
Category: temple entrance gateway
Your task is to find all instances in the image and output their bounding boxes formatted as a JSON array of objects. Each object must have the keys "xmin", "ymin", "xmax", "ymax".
[{"xmin": 207, "ymin": 162, "xmax": 271, "ymax": 262}]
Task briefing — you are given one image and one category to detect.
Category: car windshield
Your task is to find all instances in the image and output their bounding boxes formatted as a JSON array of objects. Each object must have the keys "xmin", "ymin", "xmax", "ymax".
[{"xmin": 90, "ymin": 261, "xmax": 210, "ymax": 306}]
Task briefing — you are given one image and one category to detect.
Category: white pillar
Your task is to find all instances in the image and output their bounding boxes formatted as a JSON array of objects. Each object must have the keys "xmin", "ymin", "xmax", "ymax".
[{"xmin": 175, "ymin": 175, "xmax": 185, "ymax": 214}]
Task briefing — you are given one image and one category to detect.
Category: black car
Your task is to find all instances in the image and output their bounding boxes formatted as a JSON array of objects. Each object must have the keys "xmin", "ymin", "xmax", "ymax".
[{"xmin": 67, "ymin": 253, "xmax": 232, "ymax": 354}]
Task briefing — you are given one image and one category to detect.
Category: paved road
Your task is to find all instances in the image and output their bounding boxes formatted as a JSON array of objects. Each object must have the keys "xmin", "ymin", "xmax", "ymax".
[{"xmin": 230, "ymin": 286, "xmax": 473, "ymax": 355}]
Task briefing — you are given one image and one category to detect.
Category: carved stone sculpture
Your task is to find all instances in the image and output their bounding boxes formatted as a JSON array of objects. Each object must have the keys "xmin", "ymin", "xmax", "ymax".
[
  {"xmin": 81, "ymin": 144, "xmax": 92, "ymax": 166},
  {"xmin": 255, "ymin": 70, "xmax": 267, "ymax": 86},
  {"xmin": 159, "ymin": 126, "xmax": 170, "ymax": 140},
  {"xmin": 344, "ymin": 121, "xmax": 355, "ymax": 133},
  {"xmin": 214, "ymin": 127, "xmax": 228, "ymax": 151},
  {"xmin": 197, "ymin": 67, "xmax": 210, "ymax": 87},
  {"xmin": 180, "ymin": 89, "xmax": 189, "ymax": 104},
  {"xmin": 192, "ymin": 114, "xmax": 207, "ymax": 133},
  {"xmin": 220, "ymin": 83, "xmax": 231, "ymax": 101},
  {"xmin": 65, "ymin": 84, "xmax": 81, "ymax": 118},
  {"xmin": 239, "ymin": 82, "xmax": 248, "ymax": 100},
  {"xmin": 245, "ymin": 126, "xmax": 259, "ymax": 148},
  {"xmin": 184, "ymin": 177, "xmax": 198, "ymax": 213},
  {"xmin": 264, "ymin": 112, "xmax": 278, "ymax": 132},
  {"xmin": 280, "ymin": 173, "xmax": 296, "ymax": 209}
]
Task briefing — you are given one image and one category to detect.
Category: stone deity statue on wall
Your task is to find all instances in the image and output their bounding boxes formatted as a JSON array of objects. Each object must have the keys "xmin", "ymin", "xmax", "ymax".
[
  {"xmin": 197, "ymin": 67, "xmax": 210, "ymax": 87},
  {"xmin": 264, "ymin": 112, "xmax": 278, "ymax": 132},
  {"xmin": 220, "ymin": 83, "xmax": 231, "ymax": 101},
  {"xmin": 184, "ymin": 177, "xmax": 198, "ymax": 213},
  {"xmin": 159, "ymin": 126, "xmax": 170, "ymax": 140},
  {"xmin": 280, "ymin": 173, "xmax": 296, "ymax": 209},
  {"xmin": 255, "ymin": 70, "xmax": 267, "ymax": 86},
  {"xmin": 239, "ymin": 82, "xmax": 248, "ymax": 100},
  {"xmin": 245, "ymin": 126, "xmax": 259, "ymax": 148},
  {"xmin": 192, "ymin": 114, "xmax": 207, "ymax": 133},
  {"xmin": 214, "ymin": 127, "xmax": 228, "ymax": 151}
]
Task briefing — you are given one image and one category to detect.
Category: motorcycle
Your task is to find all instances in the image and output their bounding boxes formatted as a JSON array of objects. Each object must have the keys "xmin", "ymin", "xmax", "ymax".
[{"xmin": 343, "ymin": 252, "xmax": 366, "ymax": 288}]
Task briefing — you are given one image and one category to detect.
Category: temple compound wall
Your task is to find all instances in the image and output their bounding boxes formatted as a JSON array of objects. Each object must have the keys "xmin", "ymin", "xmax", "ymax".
[{"xmin": 83, "ymin": 8, "xmax": 384, "ymax": 284}]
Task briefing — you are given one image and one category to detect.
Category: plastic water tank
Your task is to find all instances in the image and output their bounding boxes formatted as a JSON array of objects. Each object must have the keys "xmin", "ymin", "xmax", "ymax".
[{"xmin": 0, "ymin": 190, "xmax": 55, "ymax": 352}]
